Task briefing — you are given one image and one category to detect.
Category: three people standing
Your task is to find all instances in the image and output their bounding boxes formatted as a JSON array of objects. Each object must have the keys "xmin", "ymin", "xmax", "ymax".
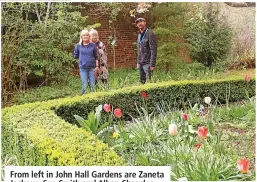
[{"xmin": 74, "ymin": 17, "xmax": 157, "ymax": 94}]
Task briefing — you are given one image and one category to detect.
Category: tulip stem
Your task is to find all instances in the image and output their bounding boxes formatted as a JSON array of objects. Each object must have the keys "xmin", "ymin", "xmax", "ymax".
[{"xmin": 174, "ymin": 137, "xmax": 180, "ymax": 177}]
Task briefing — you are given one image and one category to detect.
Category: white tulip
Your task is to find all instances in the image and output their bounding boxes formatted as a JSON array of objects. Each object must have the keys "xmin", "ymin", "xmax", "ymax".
[
  {"xmin": 168, "ymin": 123, "xmax": 178, "ymax": 136},
  {"xmin": 204, "ymin": 97, "xmax": 211, "ymax": 105}
]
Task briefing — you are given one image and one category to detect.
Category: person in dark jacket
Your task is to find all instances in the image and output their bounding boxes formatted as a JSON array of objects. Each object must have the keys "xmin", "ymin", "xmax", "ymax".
[
  {"xmin": 74, "ymin": 29, "xmax": 98, "ymax": 94},
  {"xmin": 136, "ymin": 17, "xmax": 157, "ymax": 84}
]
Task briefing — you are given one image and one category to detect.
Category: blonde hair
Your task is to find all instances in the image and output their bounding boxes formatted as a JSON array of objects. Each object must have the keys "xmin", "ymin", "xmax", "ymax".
[
  {"xmin": 89, "ymin": 29, "xmax": 99, "ymax": 42},
  {"xmin": 79, "ymin": 29, "xmax": 90, "ymax": 44}
]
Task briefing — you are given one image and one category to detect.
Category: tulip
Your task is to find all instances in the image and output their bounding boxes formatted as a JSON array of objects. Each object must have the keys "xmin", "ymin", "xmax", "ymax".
[
  {"xmin": 141, "ymin": 91, "xmax": 147, "ymax": 98},
  {"xmin": 169, "ymin": 123, "xmax": 178, "ymax": 136},
  {"xmin": 113, "ymin": 132, "xmax": 119, "ymax": 139},
  {"xmin": 103, "ymin": 104, "xmax": 111, "ymax": 113},
  {"xmin": 114, "ymin": 108, "xmax": 122, "ymax": 118},
  {"xmin": 198, "ymin": 127, "xmax": 208, "ymax": 139},
  {"xmin": 195, "ymin": 143, "xmax": 202, "ymax": 149},
  {"xmin": 183, "ymin": 113, "xmax": 188, "ymax": 121},
  {"xmin": 204, "ymin": 97, "xmax": 211, "ymax": 105},
  {"xmin": 245, "ymin": 75, "xmax": 251, "ymax": 82},
  {"xmin": 237, "ymin": 158, "xmax": 249, "ymax": 173}
]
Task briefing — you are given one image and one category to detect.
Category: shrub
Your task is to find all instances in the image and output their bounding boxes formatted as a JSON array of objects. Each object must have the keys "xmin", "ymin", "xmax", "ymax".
[
  {"xmin": 54, "ymin": 76, "xmax": 255, "ymax": 124},
  {"xmin": 2, "ymin": 105, "xmax": 126, "ymax": 166},
  {"xmin": 186, "ymin": 3, "xmax": 232, "ymax": 67},
  {"xmin": 150, "ymin": 3, "xmax": 189, "ymax": 72}
]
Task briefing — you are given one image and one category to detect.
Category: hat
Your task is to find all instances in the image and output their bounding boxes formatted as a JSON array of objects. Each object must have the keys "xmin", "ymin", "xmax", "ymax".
[{"xmin": 135, "ymin": 18, "xmax": 146, "ymax": 23}]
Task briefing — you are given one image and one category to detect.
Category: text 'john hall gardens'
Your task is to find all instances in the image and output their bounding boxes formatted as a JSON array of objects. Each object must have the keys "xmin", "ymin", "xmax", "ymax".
[{"xmin": 10, "ymin": 170, "xmax": 165, "ymax": 179}]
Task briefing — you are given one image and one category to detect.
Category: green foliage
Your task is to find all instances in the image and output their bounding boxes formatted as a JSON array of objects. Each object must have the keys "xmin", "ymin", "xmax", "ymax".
[
  {"xmin": 10, "ymin": 69, "xmax": 255, "ymax": 107},
  {"xmin": 2, "ymin": 72, "xmax": 255, "ymax": 177},
  {"xmin": 1, "ymin": 2, "xmax": 100, "ymax": 106},
  {"xmin": 2, "ymin": 106, "xmax": 126, "ymax": 166},
  {"xmin": 55, "ymin": 76, "xmax": 255, "ymax": 124},
  {"xmin": 186, "ymin": 3, "xmax": 232, "ymax": 67},
  {"xmin": 74, "ymin": 105, "xmax": 109, "ymax": 135},
  {"xmin": 1, "ymin": 154, "xmax": 19, "ymax": 180},
  {"xmin": 216, "ymin": 96, "xmax": 256, "ymax": 127},
  {"xmin": 18, "ymin": 3, "xmax": 99, "ymax": 83},
  {"xmin": 149, "ymin": 3, "xmax": 189, "ymax": 71},
  {"xmin": 12, "ymin": 76, "xmax": 81, "ymax": 105},
  {"xmin": 110, "ymin": 98, "xmax": 255, "ymax": 181}
]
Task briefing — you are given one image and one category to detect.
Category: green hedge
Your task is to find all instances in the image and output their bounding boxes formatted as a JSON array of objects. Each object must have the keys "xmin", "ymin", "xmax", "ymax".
[
  {"xmin": 54, "ymin": 77, "xmax": 255, "ymax": 124},
  {"xmin": 2, "ymin": 76, "xmax": 255, "ymax": 166},
  {"xmin": 2, "ymin": 105, "xmax": 126, "ymax": 166}
]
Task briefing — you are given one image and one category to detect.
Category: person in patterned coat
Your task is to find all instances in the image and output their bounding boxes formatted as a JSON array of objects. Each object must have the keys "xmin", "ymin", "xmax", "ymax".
[{"xmin": 90, "ymin": 29, "xmax": 108, "ymax": 84}]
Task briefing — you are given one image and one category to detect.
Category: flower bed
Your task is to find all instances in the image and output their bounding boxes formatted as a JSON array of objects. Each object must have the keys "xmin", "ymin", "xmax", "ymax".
[
  {"xmin": 107, "ymin": 96, "xmax": 255, "ymax": 181},
  {"xmin": 2, "ymin": 75, "xmax": 255, "ymax": 167}
]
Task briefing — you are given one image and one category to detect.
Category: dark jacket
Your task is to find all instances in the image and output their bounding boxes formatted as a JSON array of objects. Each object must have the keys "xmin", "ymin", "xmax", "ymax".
[
  {"xmin": 137, "ymin": 28, "xmax": 157, "ymax": 66},
  {"xmin": 74, "ymin": 43, "xmax": 98, "ymax": 68}
]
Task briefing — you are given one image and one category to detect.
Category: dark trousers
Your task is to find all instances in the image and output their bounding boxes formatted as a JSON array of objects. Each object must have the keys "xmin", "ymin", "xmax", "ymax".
[{"xmin": 139, "ymin": 64, "xmax": 152, "ymax": 84}]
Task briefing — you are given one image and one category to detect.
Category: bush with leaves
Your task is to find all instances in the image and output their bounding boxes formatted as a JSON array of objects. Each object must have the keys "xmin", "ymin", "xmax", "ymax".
[
  {"xmin": 186, "ymin": 3, "xmax": 232, "ymax": 68},
  {"xmin": 1, "ymin": 2, "xmax": 100, "ymax": 106},
  {"xmin": 150, "ymin": 3, "xmax": 189, "ymax": 72}
]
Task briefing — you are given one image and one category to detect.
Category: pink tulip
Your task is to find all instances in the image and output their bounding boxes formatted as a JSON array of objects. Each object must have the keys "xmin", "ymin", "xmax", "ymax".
[
  {"xmin": 198, "ymin": 127, "xmax": 208, "ymax": 139},
  {"xmin": 245, "ymin": 75, "xmax": 251, "ymax": 82},
  {"xmin": 114, "ymin": 108, "xmax": 122, "ymax": 118},
  {"xmin": 103, "ymin": 104, "xmax": 111, "ymax": 113}
]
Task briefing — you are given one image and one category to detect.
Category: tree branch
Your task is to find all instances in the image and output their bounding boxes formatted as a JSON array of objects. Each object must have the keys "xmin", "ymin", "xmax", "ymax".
[
  {"xmin": 44, "ymin": 2, "xmax": 51, "ymax": 27},
  {"xmin": 35, "ymin": 4, "xmax": 42, "ymax": 24}
]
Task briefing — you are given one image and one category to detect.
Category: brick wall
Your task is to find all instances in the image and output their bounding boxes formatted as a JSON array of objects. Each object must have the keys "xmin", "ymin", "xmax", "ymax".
[
  {"xmin": 85, "ymin": 7, "xmax": 138, "ymax": 69},
  {"xmin": 78, "ymin": 3, "xmax": 192, "ymax": 69}
]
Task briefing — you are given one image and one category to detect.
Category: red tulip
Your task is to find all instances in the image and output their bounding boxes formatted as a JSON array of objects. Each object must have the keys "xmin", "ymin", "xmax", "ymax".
[
  {"xmin": 245, "ymin": 75, "xmax": 251, "ymax": 82},
  {"xmin": 141, "ymin": 91, "xmax": 147, "ymax": 98},
  {"xmin": 195, "ymin": 143, "xmax": 202, "ymax": 149},
  {"xmin": 237, "ymin": 158, "xmax": 249, "ymax": 173},
  {"xmin": 103, "ymin": 104, "xmax": 111, "ymax": 113},
  {"xmin": 183, "ymin": 113, "xmax": 188, "ymax": 121},
  {"xmin": 198, "ymin": 127, "xmax": 208, "ymax": 139},
  {"xmin": 114, "ymin": 108, "xmax": 122, "ymax": 118}
]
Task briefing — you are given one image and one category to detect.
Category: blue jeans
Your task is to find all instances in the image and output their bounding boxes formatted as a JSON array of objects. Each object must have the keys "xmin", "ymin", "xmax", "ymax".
[
  {"xmin": 139, "ymin": 64, "xmax": 152, "ymax": 84},
  {"xmin": 79, "ymin": 67, "xmax": 95, "ymax": 94}
]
